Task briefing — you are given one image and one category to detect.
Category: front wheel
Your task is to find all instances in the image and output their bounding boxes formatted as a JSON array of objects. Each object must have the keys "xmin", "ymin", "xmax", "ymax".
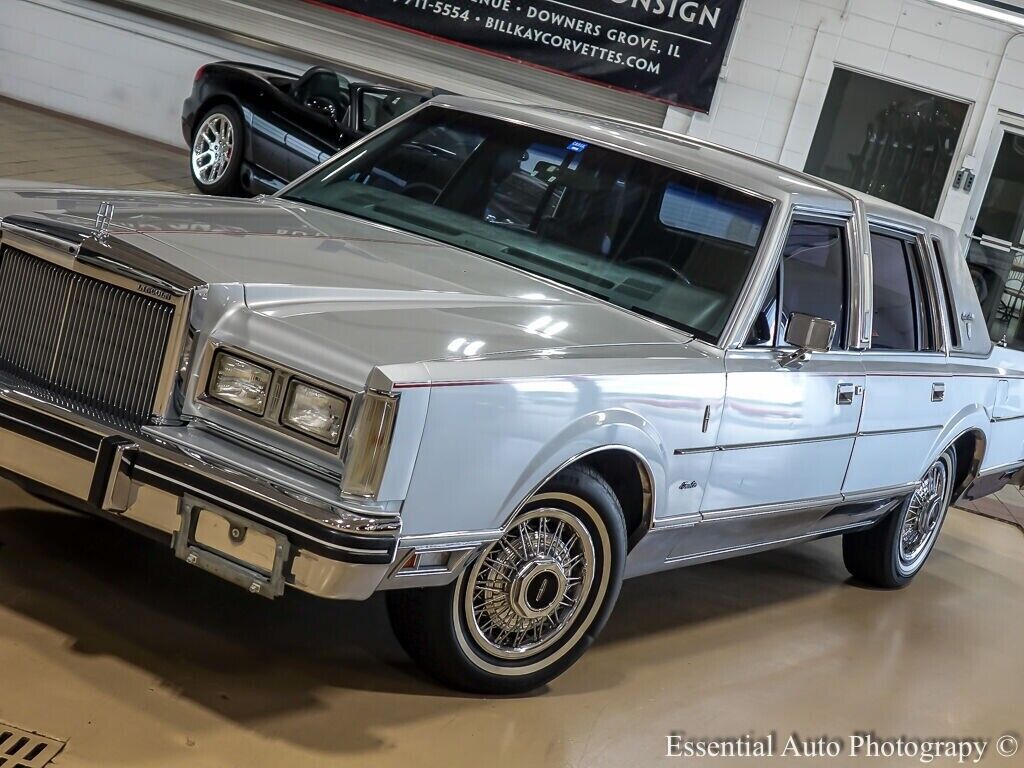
[
  {"xmin": 843, "ymin": 447, "xmax": 956, "ymax": 588},
  {"xmin": 387, "ymin": 464, "xmax": 626, "ymax": 694}
]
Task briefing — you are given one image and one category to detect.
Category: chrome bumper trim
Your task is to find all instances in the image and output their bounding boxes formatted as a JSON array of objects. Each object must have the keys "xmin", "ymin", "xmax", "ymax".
[{"xmin": 0, "ymin": 379, "xmax": 400, "ymax": 599}]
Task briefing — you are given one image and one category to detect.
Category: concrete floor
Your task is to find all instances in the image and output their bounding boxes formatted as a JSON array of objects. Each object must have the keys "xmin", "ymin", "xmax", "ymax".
[
  {"xmin": 1, "ymin": 98, "xmax": 1024, "ymax": 767},
  {"xmin": 0, "ymin": 97, "xmax": 191, "ymax": 191}
]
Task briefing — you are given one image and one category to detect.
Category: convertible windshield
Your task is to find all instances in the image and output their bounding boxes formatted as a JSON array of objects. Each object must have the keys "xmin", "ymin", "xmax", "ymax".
[{"xmin": 283, "ymin": 107, "xmax": 774, "ymax": 342}]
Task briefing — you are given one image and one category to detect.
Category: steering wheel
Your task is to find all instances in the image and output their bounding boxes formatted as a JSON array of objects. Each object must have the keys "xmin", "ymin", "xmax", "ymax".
[
  {"xmin": 306, "ymin": 96, "xmax": 340, "ymax": 122},
  {"xmin": 622, "ymin": 256, "xmax": 690, "ymax": 285},
  {"xmin": 402, "ymin": 182, "xmax": 443, "ymax": 203}
]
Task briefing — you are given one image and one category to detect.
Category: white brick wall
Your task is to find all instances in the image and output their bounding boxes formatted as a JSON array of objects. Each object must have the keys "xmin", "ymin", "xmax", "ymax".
[
  {"xmin": 0, "ymin": 0, "xmax": 1021, "ymax": 238},
  {"xmin": 675, "ymin": 0, "xmax": 1024, "ymax": 234},
  {"xmin": 0, "ymin": 0, "xmax": 306, "ymax": 147}
]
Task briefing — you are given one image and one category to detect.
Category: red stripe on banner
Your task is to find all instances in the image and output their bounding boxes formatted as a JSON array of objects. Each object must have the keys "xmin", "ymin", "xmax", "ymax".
[{"xmin": 298, "ymin": 0, "xmax": 707, "ymax": 113}]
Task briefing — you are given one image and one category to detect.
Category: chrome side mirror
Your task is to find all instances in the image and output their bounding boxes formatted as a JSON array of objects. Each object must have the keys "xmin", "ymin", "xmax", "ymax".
[{"xmin": 779, "ymin": 313, "xmax": 835, "ymax": 368}]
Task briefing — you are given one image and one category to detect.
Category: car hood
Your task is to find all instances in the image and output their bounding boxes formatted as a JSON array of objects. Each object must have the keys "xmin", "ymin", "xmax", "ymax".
[{"xmin": 0, "ymin": 188, "xmax": 692, "ymax": 372}]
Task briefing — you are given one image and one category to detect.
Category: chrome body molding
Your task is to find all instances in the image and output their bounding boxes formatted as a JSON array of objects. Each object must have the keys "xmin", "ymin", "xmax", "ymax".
[{"xmin": 662, "ymin": 519, "xmax": 880, "ymax": 567}]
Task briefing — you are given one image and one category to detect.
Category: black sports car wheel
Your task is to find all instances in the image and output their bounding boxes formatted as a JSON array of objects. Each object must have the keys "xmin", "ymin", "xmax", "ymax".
[
  {"xmin": 190, "ymin": 105, "xmax": 244, "ymax": 195},
  {"xmin": 387, "ymin": 464, "xmax": 626, "ymax": 694}
]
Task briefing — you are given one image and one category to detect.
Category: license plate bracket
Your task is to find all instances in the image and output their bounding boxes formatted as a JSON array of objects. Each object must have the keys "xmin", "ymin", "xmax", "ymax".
[{"xmin": 173, "ymin": 498, "xmax": 289, "ymax": 598}]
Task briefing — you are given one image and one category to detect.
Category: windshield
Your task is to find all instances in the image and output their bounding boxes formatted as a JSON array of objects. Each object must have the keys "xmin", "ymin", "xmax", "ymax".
[{"xmin": 283, "ymin": 107, "xmax": 774, "ymax": 342}]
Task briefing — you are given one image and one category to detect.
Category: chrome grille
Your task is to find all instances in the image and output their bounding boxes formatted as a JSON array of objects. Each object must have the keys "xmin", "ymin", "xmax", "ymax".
[{"xmin": 0, "ymin": 245, "xmax": 175, "ymax": 424}]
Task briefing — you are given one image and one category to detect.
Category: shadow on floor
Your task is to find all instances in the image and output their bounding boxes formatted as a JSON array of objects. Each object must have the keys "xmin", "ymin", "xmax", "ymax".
[{"xmin": 0, "ymin": 502, "xmax": 902, "ymax": 752}]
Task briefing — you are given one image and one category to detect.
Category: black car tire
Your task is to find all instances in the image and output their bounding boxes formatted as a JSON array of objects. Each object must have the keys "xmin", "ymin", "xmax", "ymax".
[
  {"xmin": 843, "ymin": 447, "xmax": 956, "ymax": 589},
  {"xmin": 189, "ymin": 105, "xmax": 244, "ymax": 196},
  {"xmin": 387, "ymin": 464, "xmax": 626, "ymax": 695}
]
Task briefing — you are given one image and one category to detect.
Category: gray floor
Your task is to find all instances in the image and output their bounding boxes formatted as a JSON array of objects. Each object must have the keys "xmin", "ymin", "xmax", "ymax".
[{"xmin": 0, "ymin": 97, "xmax": 191, "ymax": 191}]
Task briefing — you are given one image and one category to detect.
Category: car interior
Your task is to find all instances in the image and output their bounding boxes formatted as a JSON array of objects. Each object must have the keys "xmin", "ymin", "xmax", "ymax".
[
  {"xmin": 287, "ymin": 110, "xmax": 774, "ymax": 341},
  {"xmin": 291, "ymin": 66, "xmax": 351, "ymax": 123}
]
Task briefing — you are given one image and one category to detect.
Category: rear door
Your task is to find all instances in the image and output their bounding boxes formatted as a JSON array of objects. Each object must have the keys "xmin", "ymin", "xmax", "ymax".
[{"xmin": 843, "ymin": 225, "xmax": 952, "ymax": 495}]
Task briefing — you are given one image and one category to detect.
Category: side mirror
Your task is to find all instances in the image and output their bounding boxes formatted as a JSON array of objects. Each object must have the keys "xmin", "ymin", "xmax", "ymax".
[{"xmin": 780, "ymin": 313, "xmax": 835, "ymax": 368}]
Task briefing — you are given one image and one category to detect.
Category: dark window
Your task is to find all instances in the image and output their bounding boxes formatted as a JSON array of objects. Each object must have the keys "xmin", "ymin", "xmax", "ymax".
[
  {"xmin": 747, "ymin": 270, "xmax": 780, "ymax": 347},
  {"xmin": 932, "ymin": 238, "xmax": 960, "ymax": 348},
  {"xmin": 781, "ymin": 222, "xmax": 848, "ymax": 344},
  {"xmin": 745, "ymin": 222, "xmax": 847, "ymax": 348},
  {"xmin": 357, "ymin": 89, "xmax": 424, "ymax": 133},
  {"xmin": 285, "ymin": 108, "xmax": 775, "ymax": 343},
  {"xmin": 805, "ymin": 68, "xmax": 968, "ymax": 216},
  {"xmin": 869, "ymin": 232, "xmax": 935, "ymax": 351}
]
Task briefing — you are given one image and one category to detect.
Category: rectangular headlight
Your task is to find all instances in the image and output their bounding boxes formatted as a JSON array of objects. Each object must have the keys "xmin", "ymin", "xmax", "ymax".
[
  {"xmin": 208, "ymin": 352, "xmax": 272, "ymax": 415},
  {"xmin": 342, "ymin": 391, "xmax": 398, "ymax": 498},
  {"xmin": 281, "ymin": 380, "xmax": 349, "ymax": 445}
]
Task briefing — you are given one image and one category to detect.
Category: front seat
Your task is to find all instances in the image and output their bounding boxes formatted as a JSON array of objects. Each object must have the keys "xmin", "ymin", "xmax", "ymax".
[{"xmin": 291, "ymin": 67, "xmax": 350, "ymax": 122}]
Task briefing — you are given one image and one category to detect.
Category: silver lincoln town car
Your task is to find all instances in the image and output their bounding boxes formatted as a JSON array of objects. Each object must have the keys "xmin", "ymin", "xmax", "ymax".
[{"xmin": 1, "ymin": 97, "xmax": 1022, "ymax": 694}]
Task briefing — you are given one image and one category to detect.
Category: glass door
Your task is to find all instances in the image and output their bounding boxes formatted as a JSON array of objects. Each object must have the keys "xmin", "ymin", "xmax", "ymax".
[{"xmin": 964, "ymin": 124, "xmax": 1024, "ymax": 346}]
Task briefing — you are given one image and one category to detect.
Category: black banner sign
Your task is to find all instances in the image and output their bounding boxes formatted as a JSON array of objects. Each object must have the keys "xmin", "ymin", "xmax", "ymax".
[{"xmin": 312, "ymin": 0, "xmax": 744, "ymax": 112}]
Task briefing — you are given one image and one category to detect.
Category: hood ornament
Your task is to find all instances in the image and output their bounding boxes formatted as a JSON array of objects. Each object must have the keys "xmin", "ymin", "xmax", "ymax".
[{"xmin": 94, "ymin": 201, "xmax": 114, "ymax": 244}]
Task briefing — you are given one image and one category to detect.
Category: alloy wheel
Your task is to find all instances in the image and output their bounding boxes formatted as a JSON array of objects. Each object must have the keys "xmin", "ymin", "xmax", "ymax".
[{"xmin": 191, "ymin": 113, "xmax": 235, "ymax": 186}]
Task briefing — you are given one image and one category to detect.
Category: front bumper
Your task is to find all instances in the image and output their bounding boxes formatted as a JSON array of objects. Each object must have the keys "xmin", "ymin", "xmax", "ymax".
[{"xmin": 0, "ymin": 378, "xmax": 400, "ymax": 600}]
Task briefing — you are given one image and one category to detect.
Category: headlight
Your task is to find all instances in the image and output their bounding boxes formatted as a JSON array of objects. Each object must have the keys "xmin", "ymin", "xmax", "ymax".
[
  {"xmin": 342, "ymin": 390, "xmax": 398, "ymax": 498},
  {"xmin": 208, "ymin": 352, "xmax": 272, "ymax": 414},
  {"xmin": 281, "ymin": 380, "xmax": 349, "ymax": 445}
]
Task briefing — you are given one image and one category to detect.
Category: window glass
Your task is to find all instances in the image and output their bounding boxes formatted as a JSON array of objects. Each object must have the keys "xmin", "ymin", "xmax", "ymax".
[
  {"xmin": 285, "ymin": 108, "xmax": 775, "ymax": 343},
  {"xmin": 932, "ymin": 238, "xmax": 960, "ymax": 348},
  {"xmin": 780, "ymin": 223, "xmax": 848, "ymax": 344},
  {"xmin": 485, "ymin": 142, "xmax": 571, "ymax": 230},
  {"xmin": 805, "ymin": 68, "xmax": 968, "ymax": 216},
  {"xmin": 869, "ymin": 233, "xmax": 918, "ymax": 350},
  {"xmin": 660, "ymin": 182, "xmax": 766, "ymax": 246},
  {"xmin": 963, "ymin": 130, "xmax": 1024, "ymax": 347},
  {"xmin": 906, "ymin": 240, "xmax": 936, "ymax": 351},
  {"xmin": 358, "ymin": 90, "xmax": 425, "ymax": 133},
  {"xmin": 747, "ymin": 270, "xmax": 780, "ymax": 347}
]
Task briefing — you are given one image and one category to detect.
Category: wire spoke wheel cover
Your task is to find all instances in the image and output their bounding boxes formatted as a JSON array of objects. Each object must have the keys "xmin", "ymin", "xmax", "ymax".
[
  {"xmin": 192, "ymin": 113, "xmax": 235, "ymax": 186},
  {"xmin": 898, "ymin": 456, "xmax": 951, "ymax": 573},
  {"xmin": 454, "ymin": 492, "xmax": 612, "ymax": 676}
]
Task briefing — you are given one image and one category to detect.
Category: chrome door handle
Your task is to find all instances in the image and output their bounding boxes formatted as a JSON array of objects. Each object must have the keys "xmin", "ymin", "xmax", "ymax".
[
  {"xmin": 837, "ymin": 383, "xmax": 856, "ymax": 405},
  {"xmin": 932, "ymin": 383, "xmax": 945, "ymax": 402}
]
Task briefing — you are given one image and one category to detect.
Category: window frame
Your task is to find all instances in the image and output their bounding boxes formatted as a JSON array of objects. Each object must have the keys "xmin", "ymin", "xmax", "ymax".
[
  {"xmin": 864, "ymin": 222, "xmax": 946, "ymax": 355},
  {"xmin": 740, "ymin": 209, "xmax": 857, "ymax": 352},
  {"xmin": 930, "ymin": 237, "xmax": 960, "ymax": 350}
]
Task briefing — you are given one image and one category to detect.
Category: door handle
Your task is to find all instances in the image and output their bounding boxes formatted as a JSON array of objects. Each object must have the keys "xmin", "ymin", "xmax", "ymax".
[
  {"xmin": 837, "ymin": 383, "xmax": 856, "ymax": 405},
  {"xmin": 932, "ymin": 382, "xmax": 945, "ymax": 402}
]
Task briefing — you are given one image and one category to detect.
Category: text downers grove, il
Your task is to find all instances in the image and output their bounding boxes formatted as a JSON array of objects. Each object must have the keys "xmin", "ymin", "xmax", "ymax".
[{"xmin": 315, "ymin": 0, "xmax": 744, "ymax": 111}]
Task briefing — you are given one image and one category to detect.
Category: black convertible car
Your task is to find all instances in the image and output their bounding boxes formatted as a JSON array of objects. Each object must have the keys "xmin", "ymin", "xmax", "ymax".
[{"xmin": 181, "ymin": 61, "xmax": 432, "ymax": 195}]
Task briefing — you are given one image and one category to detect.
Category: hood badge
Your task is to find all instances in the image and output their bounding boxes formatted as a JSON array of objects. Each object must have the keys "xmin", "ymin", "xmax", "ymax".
[{"xmin": 94, "ymin": 201, "xmax": 114, "ymax": 244}]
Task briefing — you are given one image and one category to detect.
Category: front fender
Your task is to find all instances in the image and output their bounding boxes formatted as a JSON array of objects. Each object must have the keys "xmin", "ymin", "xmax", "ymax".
[{"xmin": 495, "ymin": 408, "xmax": 668, "ymax": 530}]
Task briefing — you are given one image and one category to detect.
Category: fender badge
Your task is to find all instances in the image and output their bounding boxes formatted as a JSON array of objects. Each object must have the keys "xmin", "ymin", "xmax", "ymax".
[{"xmin": 679, "ymin": 481, "xmax": 698, "ymax": 490}]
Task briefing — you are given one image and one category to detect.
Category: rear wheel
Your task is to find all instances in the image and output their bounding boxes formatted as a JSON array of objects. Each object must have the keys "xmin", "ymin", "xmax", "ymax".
[
  {"xmin": 843, "ymin": 447, "xmax": 956, "ymax": 588},
  {"xmin": 190, "ymin": 105, "xmax": 243, "ymax": 195},
  {"xmin": 387, "ymin": 464, "xmax": 626, "ymax": 694}
]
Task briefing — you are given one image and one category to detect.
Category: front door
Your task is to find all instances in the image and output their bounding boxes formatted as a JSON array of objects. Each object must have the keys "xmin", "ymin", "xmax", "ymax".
[
  {"xmin": 963, "ymin": 123, "xmax": 1024, "ymax": 344},
  {"xmin": 692, "ymin": 217, "xmax": 865, "ymax": 543}
]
